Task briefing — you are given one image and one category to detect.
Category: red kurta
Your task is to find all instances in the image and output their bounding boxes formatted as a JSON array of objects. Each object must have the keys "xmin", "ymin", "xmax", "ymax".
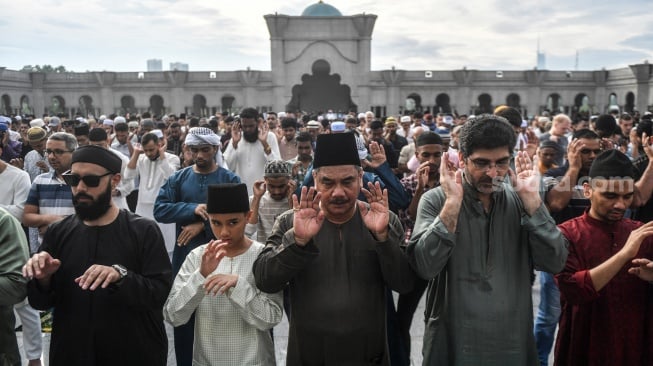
[{"xmin": 555, "ymin": 212, "xmax": 653, "ymax": 366}]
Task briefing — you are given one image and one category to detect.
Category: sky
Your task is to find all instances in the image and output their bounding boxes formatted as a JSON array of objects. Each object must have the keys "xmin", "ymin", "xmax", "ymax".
[{"xmin": 2, "ymin": 0, "xmax": 652, "ymax": 73}]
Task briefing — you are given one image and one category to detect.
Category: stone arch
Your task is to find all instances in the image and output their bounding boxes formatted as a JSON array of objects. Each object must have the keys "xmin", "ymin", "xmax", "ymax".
[
  {"xmin": 435, "ymin": 93, "xmax": 451, "ymax": 113},
  {"xmin": 1, "ymin": 94, "xmax": 11, "ymax": 115},
  {"xmin": 406, "ymin": 93, "xmax": 422, "ymax": 113},
  {"xmin": 149, "ymin": 95, "xmax": 165, "ymax": 117},
  {"xmin": 20, "ymin": 95, "xmax": 32, "ymax": 116},
  {"xmin": 574, "ymin": 93, "xmax": 591, "ymax": 115},
  {"xmin": 477, "ymin": 93, "xmax": 493, "ymax": 114},
  {"xmin": 192, "ymin": 94, "xmax": 208, "ymax": 117},
  {"xmin": 50, "ymin": 95, "xmax": 66, "ymax": 116},
  {"xmin": 221, "ymin": 95, "xmax": 235, "ymax": 114},
  {"xmin": 625, "ymin": 92, "xmax": 635, "ymax": 113},
  {"xmin": 506, "ymin": 93, "xmax": 521, "ymax": 108},
  {"xmin": 120, "ymin": 95, "xmax": 135, "ymax": 115},
  {"xmin": 78, "ymin": 95, "xmax": 94, "ymax": 117},
  {"xmin": 286, "ymin": 59, "xmax": 356, "ymax": 113},
  {"xmin": 546, "ymin": 93, "xmax": 562, "ymax": 113}
]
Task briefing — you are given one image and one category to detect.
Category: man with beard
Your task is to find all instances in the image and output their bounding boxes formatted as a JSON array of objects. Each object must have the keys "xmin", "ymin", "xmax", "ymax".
[
  {"xmin": 166, "ymin": 122, "xmax": 183, "ymax": 157},
  {"xmin": 246, "ymin": 160, "xmax": 295, "ymax": 244},
  {"xmin": 124, "ymin": 130, "xmax": 180, "ymax": 257},
  {"xmin": 408, "ymin": 114, "xmax": 568, "ymax": 365},
  {"xmin": 154, "ymin": 127, "xmax": 240, "ymax": 366},
  {"xmin": 22, "ymin": 132, "xmax": 77, "ymax": 253},
  {"xmin": 22, "ymin": 145, "xmax": 172, "ymax": 366},
  {"xmin": 110, "ymin": 120, "xmax": 131, "ymax": 158},
  {"xmin": 554, "ymin": 150, "xmax": 653, "ymax": 365},
  {"xmin": 225, "ymin": 107, "xmax": 280, "ymax": 195},
  {"xmin": 254, "ymin": 132, "xmax": 416, "ymax": 366}
]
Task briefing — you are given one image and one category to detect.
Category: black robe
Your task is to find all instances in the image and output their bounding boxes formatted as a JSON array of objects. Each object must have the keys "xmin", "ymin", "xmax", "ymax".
[
  {"xmin": 27, "ymin": 210, "xmax": 172, "ymax": 366},
  {"xmin": 253, "ymin": 207, "xmax": 416, "ymax": 366}
]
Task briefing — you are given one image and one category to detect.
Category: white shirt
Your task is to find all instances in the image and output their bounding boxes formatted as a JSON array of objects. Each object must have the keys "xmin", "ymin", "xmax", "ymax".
[
  {"xmin": 224, "ymin": 132, "xmax": 280, "ymax": 195},
  {"xmin": 0, "ymin": 164, "xmax": 31, "ymax": 219},
  {"xmin": 23, "ymin": 149, "xmax": 51, "ymax": 182},
  {"xmin": 164, "ymin": 241, "xmax": 282, "ymax": 366},
  {"xmin": 123, "ymin": 152, "xmax": 180, "ymax": 205}
]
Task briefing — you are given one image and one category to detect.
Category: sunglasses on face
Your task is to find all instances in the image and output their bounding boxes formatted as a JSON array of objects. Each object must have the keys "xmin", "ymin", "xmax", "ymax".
[{"xmin": 62, "ymin": 170, "xmax": 112, "ymax": 187}]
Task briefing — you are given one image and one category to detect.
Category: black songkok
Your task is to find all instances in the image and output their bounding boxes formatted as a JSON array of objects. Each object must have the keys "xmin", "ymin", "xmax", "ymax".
[
  {"xmin": 207, "ymin": 183, "xmax": 250, "ymax": 214},
  {"xmin": 71, "ymin": 145, "xmax": 122, "ymax": 174},
  {"xmin": 313, "ymin": 133, "xmax": 361, "ymax": 169},
  {"xmin": 589, "ymin": 149, "xmax": 635, "ymax": 179},
  {"xmin": 74, "ymin": 124, "xmax": 89, "ymax": 136}
]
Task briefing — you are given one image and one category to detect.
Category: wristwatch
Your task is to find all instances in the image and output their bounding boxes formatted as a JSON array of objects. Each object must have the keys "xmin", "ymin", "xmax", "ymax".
[{"xmin": 112, "ymin": 264, "xmax": 128, "ymax": 281}]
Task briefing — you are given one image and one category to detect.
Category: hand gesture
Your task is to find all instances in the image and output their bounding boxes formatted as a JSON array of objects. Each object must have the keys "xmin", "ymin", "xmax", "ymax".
[
  {"xmin": 509, "ymin": 151, "xmax": 542, "ymax": 215},
  {"xmin": 253, "ymin": 180, "xmax": 266, "ymax": 199},
  {"xmin": 258, "ymin": 122, "xmax": 269, "ymax": 143},
  {"xmin": 177, "ymin": 221, "xmax": 204, "ymax": 246},
  {"xmin": 133, "ymin": 142, "xmax": 144, "ymax": 155},
  {"xmin": 600, "ymin": 137, "xmax": 616, "ymax": 151},
  {"xmin": 36, "ymin": 160, "xmax": 49, "ymax": 172},
  {"xmin": 23, "ymin": 252, "xmax": 61, "ymax": 280},
  {"xmin": 621, "ymin": 221, "xmax": 653, "ymax": 259},
  {"xmin": 292, "ymin": 161, "xmax": 301, "ymax": 177},
  {"xmin": 74, "ymin": 264, "xmax": 121, "ymax": 290},
  {"xmin": 204, "ymin": 273, "xmax": 238, "ymax": 296},
  {"xmin": 416, "ymin": 161, "xmax": 431, "ymax": 190},
  {"xmin": 275, "ymin": 127, "xmax": 284, "ymax": 141},
  {"xmin": 630, "ymin": 128, "xmax": 640, "ymax": 148},
  {"xmin": 440, "ymin": 152, "xmax": 463, "ymax": 202},
  {"xmin": 628, "ymin": 258, "xmax": 653, "ymax": 282},
  {"xmin": 364, "ymin": 141, "xmax": 386, "ymax": 169},
  {"xmin": 359, "ymin": 181, "xmax": 389, "ymax": 240},
  {"xmin": 158, "ymin": 138, "xmax": 168, "ymax": 159},
  {"xmin": 566, "ymin": 138, "xmax": 584, "ymax": 170},
  {"xmin": 194, "ymin": 203, "xmax": 209, "ymax": 221},
  {"xmin": 292, "ymin": 186, "xmax": 324, "ymax": 246},
  {"xmin": 200, "ymin": 240, "xmax": 228, "ymax": 278},
  {"xmin": 641, "ymin": 133, "xmax": 653, "ymax": 161},
  {"xmin": 231, "ymin": 122, "xmax": 242, "ymax": 145},
  {"xmin": 10, "ymin": 158, "xmax": 23, "ymax": 169},
  {"xmin": 287, "ymin": 180, "xmax": 297, "ymax": 202}
]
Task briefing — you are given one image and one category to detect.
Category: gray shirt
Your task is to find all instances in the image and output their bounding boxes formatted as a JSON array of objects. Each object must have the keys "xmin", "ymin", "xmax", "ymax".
[{"xmin": 407, "ymin": 181, "xmax": 568, "ymax": 366}]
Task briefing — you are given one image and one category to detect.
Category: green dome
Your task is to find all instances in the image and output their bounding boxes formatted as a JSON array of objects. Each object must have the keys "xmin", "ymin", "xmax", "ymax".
[{"xmin": 301, "ymin": 1, "xmax": 342, "ymax": 16}]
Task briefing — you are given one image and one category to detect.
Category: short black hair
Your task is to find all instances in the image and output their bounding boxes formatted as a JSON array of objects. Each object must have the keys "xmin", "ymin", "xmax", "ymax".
[
  {"xmin": 114, "ymin": 123, "xmax": 128, "ymax": 132},
  {"xmin": 281, "ymin": 117, "xmax": 297, "ymax": 129},
  {"xmin": 296, "ymin": 131, "xmax": 312, "ymax": 143},
  {"xmin": 494, "ymin": 107, "xmax": 522, "ymax": 128},
  {"xmin": 459, "ymin": 114, "xmax": 516, "ymax": 158},
  {"xmin": 572, "ymin": 128, "xmax": 599, "ymax": 140},
  {"xmin": 141, "ymin": 132, "xmax": 159, "ymax": 146},
  {"xmin": 170, "ymin": 122, "xmax": 181, "ymax": 129},
  {"xmin": 636, "ymin": 119, "xmax": 653, "ymax": 139},
  {"xmin": 240, "ymin": 108, "xmax": 259, "ymax": 120},
  {"xmin": 416, "ymin": 131, "xmax": 443, "ymax": 147}
]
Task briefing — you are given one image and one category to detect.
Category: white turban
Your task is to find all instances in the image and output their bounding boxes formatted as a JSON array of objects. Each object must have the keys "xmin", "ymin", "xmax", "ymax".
[{"xmin": 185, "ymin": 127, "xmax": 221, "ymax": 146}]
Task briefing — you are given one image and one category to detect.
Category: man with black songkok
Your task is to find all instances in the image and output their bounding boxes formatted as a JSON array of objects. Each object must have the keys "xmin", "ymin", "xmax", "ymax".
[
  {"xmin": 253, "ymin": 132, "xmax": 417, "ymax": 366},
  {"xmin": 165, "ymin": 183, "xmax": 282, "ymax": 365},
  {"xmin": 23, "ymin": 145, "xmax": 172, "ymax": 366},
  {"xmin": 555, "ymin": 150, "xmax": 653, "ymax": 365},
  {"xmin": 154, "ymin": 127, "xmax": 240, "ymax": 366}
]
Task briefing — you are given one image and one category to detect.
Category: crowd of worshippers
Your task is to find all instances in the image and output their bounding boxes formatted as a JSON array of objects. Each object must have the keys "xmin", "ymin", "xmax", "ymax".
[{"xmin": 1, "ymin": 105, "xmax": 653, "ymax": 366}]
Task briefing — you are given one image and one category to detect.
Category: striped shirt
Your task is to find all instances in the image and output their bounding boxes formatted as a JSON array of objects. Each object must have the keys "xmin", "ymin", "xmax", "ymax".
[{"xmin": 25, "ymin": 171, "xmax": 75, "ymax": 249}]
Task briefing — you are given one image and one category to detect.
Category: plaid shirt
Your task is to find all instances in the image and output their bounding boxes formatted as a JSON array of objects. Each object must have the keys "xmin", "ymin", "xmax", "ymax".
[{"xmin": 399, "ymin": 173, "xmax": 438, "ymax": 243}]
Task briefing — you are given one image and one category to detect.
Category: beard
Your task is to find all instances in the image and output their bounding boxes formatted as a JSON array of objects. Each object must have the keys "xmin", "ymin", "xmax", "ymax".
[
  {"xmin": 244, "ymin": 129, "xmax": 259, "ymax": 143},
  {"xmin": 73, "ymin": 183, "xmax": 113, "ymax": 221}
]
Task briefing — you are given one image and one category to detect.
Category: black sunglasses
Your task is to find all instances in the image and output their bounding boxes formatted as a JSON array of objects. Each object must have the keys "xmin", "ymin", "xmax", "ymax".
[{"xmin": 62, "ymin": 170, "xmax": 112, "ymax": 187}]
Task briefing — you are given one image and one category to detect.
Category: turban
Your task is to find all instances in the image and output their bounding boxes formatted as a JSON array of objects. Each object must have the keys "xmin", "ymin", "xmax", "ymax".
[
  {"xmin": 72, "ymin": 145, "xmax": 122, "ymax": 174},
  {"xmin": 185, "ymin": 127, "xmax": 220, "ymax": 146}
]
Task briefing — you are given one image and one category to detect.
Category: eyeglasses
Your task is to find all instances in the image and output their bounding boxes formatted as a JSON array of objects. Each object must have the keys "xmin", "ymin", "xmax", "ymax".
[
  {"xmin": 45, "ymin": 149, "xmax": 73, "ymax": 156},
  {"xmin": 62, "ymin": 171, "xmax": 112, "ymax": 187},
  {"xmin": 468, "ymin": 158, "xmax": 511, "ymax": 172},
  {"xmin": 580, "ymin": 149, "xmax": 602, "ymax": 155}
]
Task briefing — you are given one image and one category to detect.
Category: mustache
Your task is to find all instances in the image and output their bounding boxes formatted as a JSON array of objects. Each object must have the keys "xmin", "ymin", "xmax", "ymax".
[
  {"xmin": 329, "ymin": 198, "xmax": 349, "ymax": 204},
  {"xmin": 74, "ymin": 193, "xmax": 93, "ymax": 200}
]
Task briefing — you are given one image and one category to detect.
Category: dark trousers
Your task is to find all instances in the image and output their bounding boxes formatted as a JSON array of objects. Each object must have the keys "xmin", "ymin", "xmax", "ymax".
[
  {"xmin": 386, "ymin": 288, "xmax": 409, "ymax": 366},
  {"xmin": 0, "ymin": 305, "xmax": 21, "ymax": 366},
  {"xmin": 173, "ymin": 313, "xmax": 195, "ymax": 366},
  {"xmin": 396, "ymin": 278, "xmax": 429, "ymax": 364}
]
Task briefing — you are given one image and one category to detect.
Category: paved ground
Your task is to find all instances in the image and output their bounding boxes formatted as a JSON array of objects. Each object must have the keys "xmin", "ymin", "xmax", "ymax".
[{"xmin": 17, "ymin": 275, "xmax": 553, "ymax": 366}]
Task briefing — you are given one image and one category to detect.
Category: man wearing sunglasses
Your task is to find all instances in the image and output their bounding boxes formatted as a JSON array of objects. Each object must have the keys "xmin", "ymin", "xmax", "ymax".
[
  {"xmin": 408, "ymin": 114, "xmax": 568, "ymax": 365},
  {"xmin": 23, "ymin": 145, "xmax": 172, "ymax": 366}
]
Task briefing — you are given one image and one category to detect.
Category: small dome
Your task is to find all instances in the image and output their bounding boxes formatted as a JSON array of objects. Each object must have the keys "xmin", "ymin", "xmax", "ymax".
[{"xmin": 301, "ymin": 1, "xmax": 342, "ymax": 16}]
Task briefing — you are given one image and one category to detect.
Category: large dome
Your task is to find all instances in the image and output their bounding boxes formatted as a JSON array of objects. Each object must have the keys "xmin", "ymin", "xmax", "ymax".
[{"xmin": 301, "ymin": 1, "xmax": 342, "ymax": 16}]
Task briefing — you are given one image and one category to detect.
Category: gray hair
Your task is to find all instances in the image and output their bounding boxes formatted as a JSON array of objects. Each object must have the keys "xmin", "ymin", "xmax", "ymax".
[{"xmin": 48, "ymin": 132, "xmax": 78, "ymax": 151}]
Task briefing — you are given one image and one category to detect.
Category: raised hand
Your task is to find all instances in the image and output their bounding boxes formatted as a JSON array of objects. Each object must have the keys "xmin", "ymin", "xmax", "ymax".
[
  {"xmin": 204, "ymin": 273, "xmax": 238, "ymax": 296},
  {"xmin": 287, "ymin": 180, "xmax": 297, "ymax": 207},
  {"xmin": 158, "ymin": 138, "xmax": 168, "ymax": 159},
  {"xmin": 200, "ymin": 240, "xmax": 228, "ymax": 278},
  {"xmin": 628, "ymin": 258, "xmax": 653, "ymax": 282},
  {"xmin": 416, "ymin": 161, "xmax": 431, "ymax": 190},
  {"xmin": 177, "ymin": 221, "xmax": 204, "ymax": 247},
  {"xmin": 359, "ymin": 181, "xmax": 389, "ymax": 240},
  {"xmin": 366, "ymin": 140, "xmax": 387, "ymax": 169},
  {"xmin": 510, "ymin": 150, "xmax": 542, "ymax": 215},
  {"xmin": 258, "ymin": 121, "xmax": 269, "ymax": 143},
  {"xmin": 566, "ymin": 138, "xmax": 584, "ymax": 170},
  {"xmin": 292, "ymin": 186, "xmax": 324, "ymax": 246},
  {"xmin": 74, "ymin": 264, "xmax": 122, "ymax": 290},
  {"xmin": 641, "ymin": 133, "xmax": 653, "ymax": 160},
  {"xmin": 231, "ymin": 122, "xmax": 242, "ymax": 147},
  {"xmin": 23, "ymin": 252, "xmax": 61, "ymax": 280},
  {"xmin": 253, "ymin": 180, "xmax": 266, "ymax": 199},
  {"xmin": 440, "ymin": 151, "xmax": 463, "ymax": 202}
]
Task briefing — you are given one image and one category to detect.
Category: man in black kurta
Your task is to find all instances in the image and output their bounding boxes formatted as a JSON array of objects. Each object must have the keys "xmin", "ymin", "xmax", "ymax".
[
  {"xmin": 253, "ymin": 133, "xmax": 416, "ymax": 365},
  {"xmin": 23, "ymin": 145, "xmax": 172, "ymax": 366}
]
